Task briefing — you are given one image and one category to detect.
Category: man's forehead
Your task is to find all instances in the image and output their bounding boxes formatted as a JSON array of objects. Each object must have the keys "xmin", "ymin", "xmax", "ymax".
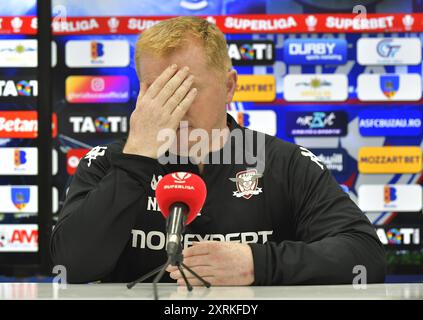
[{"xmin": 139, "ymin": 43, "xmax": 208, "ymax": 81}]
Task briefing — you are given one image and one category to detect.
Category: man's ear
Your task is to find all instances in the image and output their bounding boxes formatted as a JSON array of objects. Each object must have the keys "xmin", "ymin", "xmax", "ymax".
[{"xmin": 225, "ymin": 69, "xmax": 237, "ymax": 104}]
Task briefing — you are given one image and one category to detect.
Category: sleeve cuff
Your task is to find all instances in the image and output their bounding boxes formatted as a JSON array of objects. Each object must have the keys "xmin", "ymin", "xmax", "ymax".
[
  {"xmin": 248, "ymin": 243, "xmax": 269, "ymax": 286},
  {"xmin": 110, "ymin": 151, "xmax": 161, "ymax": 186}
]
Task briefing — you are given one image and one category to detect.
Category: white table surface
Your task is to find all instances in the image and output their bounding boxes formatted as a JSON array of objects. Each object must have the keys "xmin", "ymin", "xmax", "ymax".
[{"xmin": 1, "ymin": 283, "xmax": 423, "ymax": 300}]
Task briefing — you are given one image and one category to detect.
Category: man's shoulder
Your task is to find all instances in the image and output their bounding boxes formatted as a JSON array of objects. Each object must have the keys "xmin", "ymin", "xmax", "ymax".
[{"xmin": 79, "ymin": 138, "xmax": 127, "ymax": 171}]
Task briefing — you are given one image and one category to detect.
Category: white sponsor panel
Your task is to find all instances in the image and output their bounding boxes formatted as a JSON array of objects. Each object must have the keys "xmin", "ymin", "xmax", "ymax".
[
  {"xmin": 357, "ymin": 74, "xmax": 422, "ymax": 101},
  {"xmin": 65, "ymin": 40, "xmax": 130, "ymax": 68},
  {"xmin": 358, "ymin": 184, "xmax": 422, "ymax": 212},
  {"xmin": 227, "ymin": 110, "xmax": 277, "ymax": 136},
  {"xmin": 0, "ymin": 186, "xmax": 59, "ymax": 213},
  {"xmin": 0, "ymin": 224, "xmax": 38, "ymax": 252},
  {"xmin": 357, "ymin": 38, "xmax": 421, "ymax": 65},
  {"xmin": 283, "ymin": 74, "xmax": 348, "ymax": 101},
  {"xmin": 0, "ymin": 40, "xmax": 57, "ymax": 67},
  {"xmin": 0, "ymin": 148, "xmax": 58, "ymax": 175}
]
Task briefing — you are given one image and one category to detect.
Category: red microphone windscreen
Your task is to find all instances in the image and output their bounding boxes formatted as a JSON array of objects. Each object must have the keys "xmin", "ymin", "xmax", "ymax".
[{"xmin": 155, "ymin": 172, "xmax": 207, "ymax": 225}]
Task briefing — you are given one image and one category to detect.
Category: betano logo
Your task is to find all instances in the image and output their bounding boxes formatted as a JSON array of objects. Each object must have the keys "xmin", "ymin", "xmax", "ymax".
[
  {"xmin": 0, "ymin": 111, "xmax": 57, "ymax": 138},
  {"xmin": 233, "ymin": 75, "xmax": 275, "ymax": 102},
  {"xmin": 358, "ymin": 146, "xmax": 422, "ymax": 174}
]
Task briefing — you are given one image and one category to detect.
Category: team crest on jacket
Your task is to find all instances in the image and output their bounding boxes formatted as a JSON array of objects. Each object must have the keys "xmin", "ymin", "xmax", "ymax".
[{"xmin": 229, "ymin": 169, "xmax": 263, "ymax": 199}]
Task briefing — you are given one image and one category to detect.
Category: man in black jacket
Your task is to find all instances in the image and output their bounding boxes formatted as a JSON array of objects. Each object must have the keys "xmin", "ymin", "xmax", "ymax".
[{"xmin": 51, "ymin": 16, "xmax": 386, "ymax": 285}]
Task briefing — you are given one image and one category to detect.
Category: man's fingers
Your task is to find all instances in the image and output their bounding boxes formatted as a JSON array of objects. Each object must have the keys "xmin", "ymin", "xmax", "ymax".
[
  {"xmin": 170, "ymin": 88, "xmax": 197, "ymax": 125},
  {"xmin": 181, "ymin": 240, "xmax": 211, "ymax": 258},
  {"xmin": 154, "ymin": 66, "xmax": 191, "ymax": 107},
  {"xmin": 182, "ymin": 254, "xmax": 211, "ymax": 268},
  {"xmin": 162, "ymin": 74, "xmax": 194, "ymax": 114},
  {"xmin": 170, "ymin": 266, "xmax": 214, "ymax": 280},
  {"xmin": 177, "ymin": 277, "xmax": 215, "ymax": 286},
  {"xmin": 145, "ymin": 64, "xmax": 178, "ymax": 99}
]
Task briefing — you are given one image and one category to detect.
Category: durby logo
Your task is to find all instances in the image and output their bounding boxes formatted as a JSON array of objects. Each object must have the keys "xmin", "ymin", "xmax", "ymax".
[
  {"xmin": 286, "ymin": 111, "xmax": 347, "ymax": 136},
  {"xmin": 0, "ymin": 79, "xmax": 38, "ymax": 98},
  {"xmin": 283, "ymin": 38, "xmax": 347, "ymax": 65},
  {"xmin": 0, "ymin": 111, "xmax": 57, "ymax": 138},
  {"xmin": 227, "ymin": 40, "xmax": 275, "ymax": 65},
  {"xmin": 68, "ymin": 116, "xmax": 128, "ymax": 134}
]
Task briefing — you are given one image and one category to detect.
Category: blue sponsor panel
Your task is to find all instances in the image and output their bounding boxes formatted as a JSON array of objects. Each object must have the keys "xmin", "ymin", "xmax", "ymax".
[
  {"xmin": 285, "ymin": 110, "xmax": 348, "ymax": 137},
  {"xmin": 309, "ymin": 148, "xmax": 348, "ymax": 174},
  {"xmin": 283, "ymin": 38, "xmax": 347, "ymax": 65},
  {"xmin": 359, "ymin": 109, "xmax": 422, "ymax": 136}
]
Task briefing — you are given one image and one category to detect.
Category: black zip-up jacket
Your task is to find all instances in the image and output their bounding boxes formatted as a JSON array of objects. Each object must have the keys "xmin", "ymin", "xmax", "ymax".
[{"xmin": 51, "ymin": 114, "xmax": 386, "ymax": 284}]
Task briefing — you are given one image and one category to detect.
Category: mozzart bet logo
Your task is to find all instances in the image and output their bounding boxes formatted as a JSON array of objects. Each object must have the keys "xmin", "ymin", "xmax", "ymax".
[
  {"xmin": 65, "ymin": 40, "xmax": 130, "ymax": 68},
  {"xmin": 283, "ymin": 74, "xmax": 348, "ymax": 102},
  {"xmin": 283, "ymin": 38, "xmax": 347, "ymax": 65},
  {"xmin": 0, "ymin": 224, "xmax": 38, "ymax": 252},
  {"xmin": 227, "ymin": 110, "xmax": 277, "ymax": 136},
  {"xmin": 0, "ymin": 79, "xmax": 37, "ymax": 98},
  {"xmin": 0, "ymin": 111, "xmax": 58, "ymax": 138},
  {"xmin": 0, "ymin": 148, "xmax": 58, "ymax": 175},
  {"xmin": 358, "ymin": 146, "xmax": 422, "ymax": 174},
  {"xmin": 227, "ymin": 40, "xmax": 274, "ymax": 65},
  {"xmin": 357, "ymin": 74, "xmax": 422, "ymax": 101},
  {"xmin": 0, "ymin": 40, "xmax": 57, "ymax": 67},
  {"xmin": 66, "ymin": 76, "xmax": 130, "ymax": 103},
  {"xmin": 358, "ymin": 109, "xmax": 422, "ymax": 136},
  {"xmin": 286, "ymin": 111, "xmax": 347, "ymax": 136},
  {"xmin": 357, "ymin": 37, "xmax": 422, "ymax": 65},
  {"xmin": 376, "ymin": 227, "xmax": 421, "ymax": 246},
  {"xmin": 358, "ymin": 185, "xmax": 422, "ymax": 212},
  {"xmin": 233, "ymin": 75, "xmax": 275, "ymax": 102}
]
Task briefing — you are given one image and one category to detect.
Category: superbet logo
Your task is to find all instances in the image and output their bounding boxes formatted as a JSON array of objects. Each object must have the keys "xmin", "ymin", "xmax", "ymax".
[
  {"xmin": 67, "ymin": 148, "xmax": 90, "ymax": 175},
  {"xmin": 0, "ymin": 111, "xmax": 57, "ymax": 138}
]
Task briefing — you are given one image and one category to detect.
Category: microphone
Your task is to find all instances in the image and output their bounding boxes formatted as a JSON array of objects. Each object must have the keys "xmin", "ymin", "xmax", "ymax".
[{"xmin": 155, "ymin": 172, "xmax": 207, "ymax": 256}]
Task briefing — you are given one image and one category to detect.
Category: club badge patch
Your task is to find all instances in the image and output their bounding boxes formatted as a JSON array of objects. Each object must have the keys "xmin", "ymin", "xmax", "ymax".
[{"xmin": 229, "ymin": 169, "xmax": 263, "ymax": 199}]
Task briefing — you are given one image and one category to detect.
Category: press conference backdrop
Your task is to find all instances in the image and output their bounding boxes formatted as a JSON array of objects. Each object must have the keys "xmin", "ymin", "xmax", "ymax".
[{"xmin": 0, "ymin": 0, "xmax": 422, "ymax": 280}]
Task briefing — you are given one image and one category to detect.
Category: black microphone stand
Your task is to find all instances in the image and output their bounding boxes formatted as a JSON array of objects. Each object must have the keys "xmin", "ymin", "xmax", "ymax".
[{"xmin": 127, "ymin": 241, "xmax": 211, "ymax": 300}]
